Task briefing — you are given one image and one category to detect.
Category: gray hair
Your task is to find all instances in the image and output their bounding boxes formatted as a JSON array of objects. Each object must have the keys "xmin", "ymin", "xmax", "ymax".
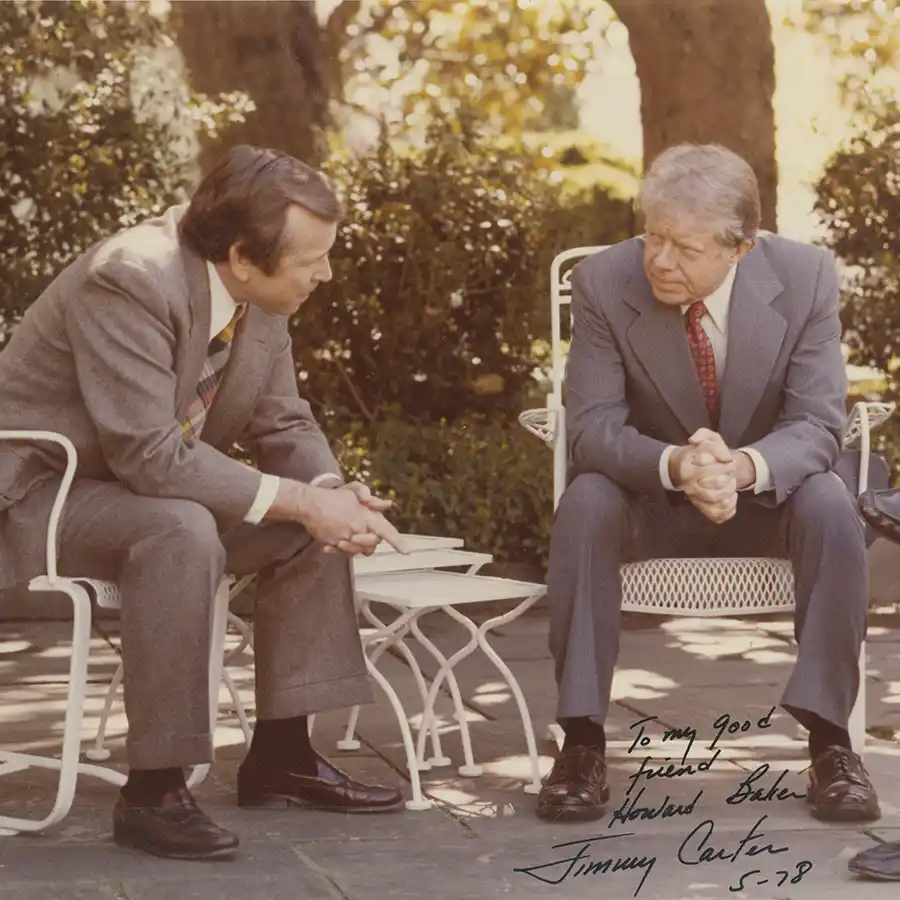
[{"xmin": 637, "ymin": 143, "xmax": 761, "ymax": 247}]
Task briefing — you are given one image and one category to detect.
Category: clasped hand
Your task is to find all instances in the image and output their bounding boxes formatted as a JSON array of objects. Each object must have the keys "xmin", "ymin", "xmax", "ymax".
[
  {"xmin": 670, "ymin": 428, "xmax": 739, "ymax": 525},
  {"xmin": 311, "ymin": 481, "xmax": 409, "ymax": 557}
]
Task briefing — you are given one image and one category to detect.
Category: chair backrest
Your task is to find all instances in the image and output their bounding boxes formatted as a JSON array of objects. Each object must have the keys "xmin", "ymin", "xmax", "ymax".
[
  {"xmin": 548, "ymin": 246, "xmax": 610, "ymax": 401},
  {"xmin": 546, "ymin": 246, "xmax": 609, "ymax": 509}
]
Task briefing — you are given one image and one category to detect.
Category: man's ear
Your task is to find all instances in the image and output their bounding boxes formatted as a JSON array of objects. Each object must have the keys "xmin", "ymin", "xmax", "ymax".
[
  {"xmin": 735, "ymin": 239, "xmax": 755, "ymax": 262},
  {"xmin": 228, "ymin": 243, "xmax": 253, "ymax": 284}
]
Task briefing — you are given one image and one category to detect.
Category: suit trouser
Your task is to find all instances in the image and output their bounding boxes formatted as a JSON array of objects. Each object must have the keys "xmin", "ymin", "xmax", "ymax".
[
  {"xmin": 547, "ymin": 471, "xmax": 869, "ymax": 735},
  {"xmin": 46, "ymin": 479, "xmax": 373, "ymax": 770}
]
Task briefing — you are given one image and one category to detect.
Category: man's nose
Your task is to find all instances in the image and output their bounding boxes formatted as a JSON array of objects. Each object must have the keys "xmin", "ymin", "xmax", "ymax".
[{"xmin": 651, "ymin": 246, "xmax": 677, "ymax": 271}]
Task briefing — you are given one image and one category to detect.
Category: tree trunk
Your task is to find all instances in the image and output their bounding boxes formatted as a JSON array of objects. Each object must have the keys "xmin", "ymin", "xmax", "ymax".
[
  {"xmin": 170, "ymin": 0, "xmax": 336, "ymax": 170},
  {"xmin": 608, "ymin": 0, "xmax": 777, "ymax": 231}
]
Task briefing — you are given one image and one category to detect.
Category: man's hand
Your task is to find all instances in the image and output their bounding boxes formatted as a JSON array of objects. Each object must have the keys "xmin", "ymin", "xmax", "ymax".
[
  {"xmin": 670, "ymin": 429, "xmax": 738, "ymax": 524},
  {"xmin": 267, "ymin": 480, "xmax": 409, "ymax": 556},
  {"xmin": 323, "ymin": 481, "xmax": 395, "ymax": 555},
  {"xmin": 340, "ymin": 480, "xmax": 393, "ymax": 512},
  {"xmin": 689, "ymin": 430, "xmax": 756, "ymax": 492}
]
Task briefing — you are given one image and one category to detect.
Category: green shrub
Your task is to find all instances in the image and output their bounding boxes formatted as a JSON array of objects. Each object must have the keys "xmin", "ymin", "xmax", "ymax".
[
  {"xmin": 334, "ymin": 415, "xmax": 555, "ymax": 571},
  {"xmin": 815, "ymin": 102, "xmax": 900, "ymax": 479},
  {"xmin": 0, "ymin": 0, "xmax": 252, "ymax": 320},
  {"xmin": 292, "ymin": 117, "xmax": 632, "ymax": 432}
]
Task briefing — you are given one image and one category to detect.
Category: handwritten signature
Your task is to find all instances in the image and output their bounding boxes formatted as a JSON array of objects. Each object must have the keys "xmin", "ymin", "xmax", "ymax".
[
  {"xmin": 514, "ymin": 709, "xmax": 810, "ymax": 896},
  {"xmin": 514, "ymin": 815, "xmax": 794, "ymax": 897}
]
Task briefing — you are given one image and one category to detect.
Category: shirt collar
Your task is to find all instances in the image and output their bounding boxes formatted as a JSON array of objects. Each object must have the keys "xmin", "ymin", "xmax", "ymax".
[
  {"xmin": 206, "ymin": 261, "xmax": 241, "ymax": 337},
  {"xmin": 681, "ymin": 263, "xmax": 737, "ymax": 332}
]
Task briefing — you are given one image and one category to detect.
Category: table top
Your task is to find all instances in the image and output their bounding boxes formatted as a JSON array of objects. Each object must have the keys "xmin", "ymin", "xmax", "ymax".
[
  {"xmin": 354, "ymin": 569, "xmax": 546, "ymax": 607},
  {"xmin": 372, "ymin": 534, "xmax": 465, "ymax": 555},
  {"xmin": 354, "ymin": 548, "xmax": 491, "ymax": 576}
]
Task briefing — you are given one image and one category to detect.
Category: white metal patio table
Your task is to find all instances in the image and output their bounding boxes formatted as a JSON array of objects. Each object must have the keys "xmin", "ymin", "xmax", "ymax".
[{"xmin": 354, "ymin": 569, "xmax": 547, "ymax": 796}]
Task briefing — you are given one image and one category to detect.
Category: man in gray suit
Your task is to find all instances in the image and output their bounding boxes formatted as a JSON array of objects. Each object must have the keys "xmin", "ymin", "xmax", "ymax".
[
  {"xmin": 537, "ymin": 143, "xmax": 880, "ymax": 824},
  {"xmin": 0, "ymin": 146, "xmax": 409, "ymax": 859}
]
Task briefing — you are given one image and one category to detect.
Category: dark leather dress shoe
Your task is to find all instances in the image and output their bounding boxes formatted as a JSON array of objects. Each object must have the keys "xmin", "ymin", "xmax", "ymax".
[
  {"xmin": 859, "ymin": 487, "xmax": 900, "ymax": 544},
  {"xmin": 113, "ymin": 786, "xmax": 239, "ymax": 860},
  {"xmin": 536, "ymin": 745, "xmax": 609, "ymax": 822},
  {"xmin": 237, "ymin": 754, "xmax": 405, "ymax": 813},
  {"xmin": 849, "ymin": 840, "xmax": 900, "ymax": 880},
  {"xmin": 807, "ymin": 745, "xmax": 881, "ymax": 822}
]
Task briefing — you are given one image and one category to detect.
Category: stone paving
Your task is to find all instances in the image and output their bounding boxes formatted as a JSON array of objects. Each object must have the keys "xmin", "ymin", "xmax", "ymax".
[{"xmin": 3, "ymin": 605, "xmax": 900, "ymax": 899}]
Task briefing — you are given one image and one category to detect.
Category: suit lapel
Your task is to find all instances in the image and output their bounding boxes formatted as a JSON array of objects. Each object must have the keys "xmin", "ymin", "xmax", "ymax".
[
  {"xmin": 624, "ymin": 271, "xmax": 712, "ymax": 434},
  {"xmin": 717, "ymin": 245, "xmax": 787, "ymax": 445},
  {"xmin": 175, "ymin": 242, "xmax": 213, "ymax": 422}
]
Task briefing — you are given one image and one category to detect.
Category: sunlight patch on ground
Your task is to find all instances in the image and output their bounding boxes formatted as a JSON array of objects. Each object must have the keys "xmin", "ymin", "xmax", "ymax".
[
  {"xmin": 476, "ymin": 753, "xmax": 554, "ymax": 781},
  {"xmin": 611, "ymin": 668, "xmax": 678, "ymax": 701}
]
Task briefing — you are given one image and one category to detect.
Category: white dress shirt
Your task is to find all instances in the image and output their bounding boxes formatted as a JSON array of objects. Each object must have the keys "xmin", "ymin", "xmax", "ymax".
[
  {"xmin": 657, "ymin": 264, "xmax": 773, "ymax": 494},
  {"xmin": 206, "ymin": 262, "xmax": 342, "ymax": 525}
]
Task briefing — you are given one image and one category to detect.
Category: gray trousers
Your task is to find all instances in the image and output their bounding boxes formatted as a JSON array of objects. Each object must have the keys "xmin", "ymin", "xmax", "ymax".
[
  {"xmin": 547, "ymin": 471, "xmax": 869, "ymax": 733},
  {"xmin": 48, "ymin": 479, "xmax": 373, "ymax": 770}
]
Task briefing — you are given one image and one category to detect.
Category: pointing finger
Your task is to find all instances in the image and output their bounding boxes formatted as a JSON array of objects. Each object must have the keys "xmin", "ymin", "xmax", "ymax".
[{"xmin": 367, "ymin": 513, "xmax": 410, "ymax": 554}]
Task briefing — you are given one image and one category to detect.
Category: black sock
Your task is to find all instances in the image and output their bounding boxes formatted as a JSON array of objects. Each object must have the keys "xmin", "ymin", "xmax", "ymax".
[
  {"xmin": 561, "ymin": 717, "xmax": 606, "ymax": 753},
  {"xmin": 121, "ymin": 767, "xmax": 185, "ymax": 806},
  {"xmin": 248, "ymin": 715, "xmax": 316, "ymax": 774},
  {"xmin": 808, "ymin": 715, "xmax": 851, "ymax": 760}
]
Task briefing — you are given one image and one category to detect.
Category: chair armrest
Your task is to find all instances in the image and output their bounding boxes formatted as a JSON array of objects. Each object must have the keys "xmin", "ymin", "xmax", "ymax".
[
  {"xmin": 844, "ymin": 401, "xmax": 895, "ymax": 448},
  {"xmin": 843, "ymin": 401, "xmax": 896, "ymax": 495},
  {"xmin": 518, "ymin": 398, "xmax": 562, "ymax": 449},
  {"xmin": 0, "ymin": 431, "xmax": 78, "ymax": 583}
]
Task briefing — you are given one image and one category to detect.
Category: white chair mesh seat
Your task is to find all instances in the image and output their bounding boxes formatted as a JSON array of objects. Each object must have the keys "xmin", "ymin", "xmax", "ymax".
[
  {"xmin": 74, "ymin": 578, "xmax": 122, "ymax": 608},
  {"xmin": 621, "ymin": 557, "xmax": 795, "ymax": 616}
]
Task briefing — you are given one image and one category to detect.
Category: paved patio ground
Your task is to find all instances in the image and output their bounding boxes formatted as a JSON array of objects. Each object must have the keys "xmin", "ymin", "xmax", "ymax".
[{"xmin": 4, "ymin": 604, "xmax": 900, "ymax": 899}]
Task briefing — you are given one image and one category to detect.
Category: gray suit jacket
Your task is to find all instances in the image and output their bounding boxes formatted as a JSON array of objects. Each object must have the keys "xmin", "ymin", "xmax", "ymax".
[
  {"xmin": 565, "ymin": 234, "xmax": 848, "ymax": 507},
  {"xmin": 0, "ymin": 205, "xmax": 341, "ymax": 588}
]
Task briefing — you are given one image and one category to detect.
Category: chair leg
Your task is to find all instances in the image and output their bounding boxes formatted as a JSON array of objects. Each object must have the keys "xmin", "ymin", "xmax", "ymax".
[
  {"xmin": 84, "ymin": 658, "xmax": 124, "ymax": 762},
  {"xmin": 336, "ymin": 704, "xmax": 363, "ymax": 751},
  {"xmin": 0, "ymin": 579, "xmax": 114, "ymax": 834},
  {"xmin": 849, "ymin": 641, "xmax": 866, "ymax": 757},
  {"xmin": 221, "ymin": 668, "xmax": 253, "ymax": 749}
]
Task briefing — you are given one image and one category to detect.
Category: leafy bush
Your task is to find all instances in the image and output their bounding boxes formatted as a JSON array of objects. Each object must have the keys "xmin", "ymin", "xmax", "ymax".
[
  {"xmin": 335, "ymin": 415, "xmax": 554, "ymax": 571},
  {"xmin": 291, "ymin": 117, "xmax": 632, "ymax": 432},
  {"xmin": 815, "ymin": 102, "xmax": 900, "ymax": 477},
  {"xmin": 0, "ymin": 0, "xmax": 252, "ymax": 319}
]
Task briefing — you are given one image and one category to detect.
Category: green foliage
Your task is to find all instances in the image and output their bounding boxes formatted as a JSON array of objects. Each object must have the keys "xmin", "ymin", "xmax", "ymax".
[
  {"xmin": 0, "ymin": 0, "xmax": 252, "ymax": 316},
  {"xmin": 816, "ymin": 101, "xmax": 900, "ymax": 478},
  {"xmin": 816, "ymin": 104, "xmax": 900, "ymax": 376},
  {"xmin": 803, "ymin": 0, "xmax": 900, "ymax": 108},
  {"xmin": 335, "ymin": 415, "xmax": 554, "ymax": 570},
  {"xmin": 339, "ymin": 0, "xmax": 600, "ymax": 135},
  {"xmin": 291, "ymin": 116, "xmax": 632, "ymax": 430}
]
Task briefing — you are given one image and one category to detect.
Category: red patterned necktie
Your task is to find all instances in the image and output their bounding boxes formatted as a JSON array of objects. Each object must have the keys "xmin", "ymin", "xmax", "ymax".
[
  {"xmin": 685, "ymin": 301, "xmax": 719, "ymax": 424},
  {"xmin": 181, "ymin": 306, "xmax": 245, "ymax": 441}
]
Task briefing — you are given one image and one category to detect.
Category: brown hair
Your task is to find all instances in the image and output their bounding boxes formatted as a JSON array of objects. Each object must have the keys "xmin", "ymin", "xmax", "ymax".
[{"xmin": 179, "ymin": 145, "xmax": 343, "ymax": 275}]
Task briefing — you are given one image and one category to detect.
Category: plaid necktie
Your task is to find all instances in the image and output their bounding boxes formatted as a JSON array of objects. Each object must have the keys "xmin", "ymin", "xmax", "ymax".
[
  {"xmin": 685, "ymin": 301, "xmax": 719, "ymax": 425},
  {"xmin": 181, "ymin": 306, "xmax": 244, "ymax": 441}
]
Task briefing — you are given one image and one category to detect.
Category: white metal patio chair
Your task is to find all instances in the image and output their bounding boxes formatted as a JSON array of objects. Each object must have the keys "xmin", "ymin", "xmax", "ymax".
[
  {"xmin": 0, "ymin": 431, "xmax": 238, "ymax": 836},
  {"xmin": 518, "ymin": 246, "xmax": 896, "ymax": 753}
]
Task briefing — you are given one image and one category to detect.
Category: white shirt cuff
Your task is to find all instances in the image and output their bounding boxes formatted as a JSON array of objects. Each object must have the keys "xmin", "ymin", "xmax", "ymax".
[
  {"xmin": 660, "ymin": 445, "xmax": 680, "ymax": 491},
  {"xmin": 310, "ymin": 472, "xmax": 344, "ymax": 488},
  {"xmin": 243, "ymin": 473, "xmax": 280, "ymax": 524},
  {"xmin": 739, "ymin": 447, "xmax": 773, "ymax": 494}
]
